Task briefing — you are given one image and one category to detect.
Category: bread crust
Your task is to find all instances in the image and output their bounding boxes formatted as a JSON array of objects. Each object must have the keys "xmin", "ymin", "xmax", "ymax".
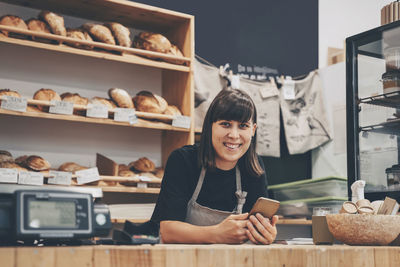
[
  {"xmin": 104, "ymin": 22, "xmax": 131, "ymax": 47},
  {"xmin": 39, "ymin": 11, "xmax": 66, "ymax": 36},
  {"xmin": 108, "ymin": 88, "xmax": 134, "ymax": 108}
]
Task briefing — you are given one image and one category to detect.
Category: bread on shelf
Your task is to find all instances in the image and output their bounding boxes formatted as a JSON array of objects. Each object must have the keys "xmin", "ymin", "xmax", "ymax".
[
  {"xmin": 38, "ymin": 11, "xmax": 66, "ymax": 36},
  {"xmin": 33, "ymin": 88, "xmax": 61, "ymax": 111},
  {"xmin": 104, "ymin": 22, "xmax": 131, "ymax": 47},
  {"xmin": 66, "ymin": 28, "xmax": 94, "ymax": 49},
  {"xmin": 133, "ymin": 32, "xmax": 171, "ymax": 53},
  {"xmin": 133, "ymin": 90, "xmax": 167, "ymax": 114},
  {"xmin": 0, "ymin": 15, "xmax": 28, "ymax": 38},
  {"xmin": 83, "ymin": 23, "xmax": 115, "ymax": 45},
  {"xmin": 129, "ymin": 157, "xmax": 155, "ymax": 172},
  {"xmin": 108, "ymin": 88, "xmax": 134, "ymax": 108}
]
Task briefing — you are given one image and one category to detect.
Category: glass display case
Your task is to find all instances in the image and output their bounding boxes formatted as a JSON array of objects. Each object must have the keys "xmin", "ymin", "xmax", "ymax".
[{"xmin": 347, "ymin": 21, "xmax": 400, "ymax": 201}]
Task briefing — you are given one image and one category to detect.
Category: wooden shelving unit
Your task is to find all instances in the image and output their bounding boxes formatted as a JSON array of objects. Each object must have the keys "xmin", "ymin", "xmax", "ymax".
[{"xmin": 0, "ymin": 0, "xmax": 195, "ymax": 217}]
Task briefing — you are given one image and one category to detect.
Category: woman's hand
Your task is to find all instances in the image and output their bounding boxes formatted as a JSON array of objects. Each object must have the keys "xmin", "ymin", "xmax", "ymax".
[
  {"xmin": 245, "ymin": 214, "xmax": 278, "ymax": 245},
  {"xmin": 212, "ymin": 213, "xmax": 249, "ymax": 244}
]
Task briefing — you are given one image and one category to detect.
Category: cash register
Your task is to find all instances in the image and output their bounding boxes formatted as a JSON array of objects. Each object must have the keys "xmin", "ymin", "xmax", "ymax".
[{"xmin": 0, "ymin": 184, "xmax": 111, "ymax": 245}]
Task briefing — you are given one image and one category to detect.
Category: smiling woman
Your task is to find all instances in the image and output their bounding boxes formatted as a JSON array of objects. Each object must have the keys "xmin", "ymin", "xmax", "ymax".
[{"xmin": 149, "ymin": 88, "xmax": 278, "ymax": 244}]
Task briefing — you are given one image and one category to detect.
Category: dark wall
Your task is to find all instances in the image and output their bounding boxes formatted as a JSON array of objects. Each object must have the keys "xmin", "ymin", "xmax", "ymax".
[{"xmin": 132, "ymin": 0, "xmax": 318, "ymax": 184}]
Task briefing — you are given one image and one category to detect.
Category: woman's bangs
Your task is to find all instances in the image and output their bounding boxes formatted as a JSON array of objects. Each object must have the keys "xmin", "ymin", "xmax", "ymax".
[{"xmin": 212, "ymin": 98, "xmax": 254, "ymax": 123}]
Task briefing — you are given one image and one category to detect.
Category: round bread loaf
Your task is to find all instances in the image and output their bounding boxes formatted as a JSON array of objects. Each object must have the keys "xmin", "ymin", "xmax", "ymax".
[
  {"xmin": 108, "ymin": 88, "xmax": 134, "ymax": 108},
  {"xmin": 15, "ymin": 155, "xmax": 28, "ymax": 166},
  {"xmin": 165, "ymin": 44, "xmax": 186, "ymax": 65},
  {"xmin": 0, "ymin": 89, "xmax": 21, "ymax": 104},
  {"xmin": 58, "ymin": 162, "xmax": 87, "ymax": 173},
  {"xmin": 83, "ymin": 23, "xmax": 115, "ymax": 45},
  {"xmin": 26, "ymin": 18, "xmax": 51, "ymax": 43},
  {"xmin": 38, "ymin": 11, "xmax": 66, "ymax": 36},
  {"xmin": 133, "ymin": 91, "xmax": 167, "ymax": 114},
  {"xmin": 118, "ymin": 169, "xmax": 135, "ymax": 177},
  {"xmin": 164, "ymin": 105, "xmax": 182, "ymax": 116},
  {"xmin": 128, "ymin": 157, "xmax": 155, "ymax": 172},
  {"xmin": 33, "ymin": 88, "xmax": 61, "ymax": 111},
  {"xmin": 0, "ymin": 15, "xmax": 28, "ymax": 38},
  {"xmin": 66, "ymin": 28, "xmax": 94, "ymax": 49},
  {"xmin": 133, "ymin": 32, "xmax": 171, "ymax": 53},
  {"xmin": 26, "ymin": 155, "xmax": 51, "ymax": 171},
  {"xmin": 0, "ymin": 162, "xmax": 28, "ymax": 171},
  {"xmin": 90, "ymin": 97, "xmax": 117, "ymax": 109},
  {"xmin": 0, "ymin": 150, "xmax": 13, "ymax": 164},
  {"xmin": 61, "ymin": 92, "xmax": 88, "ymax": 106},
  {"xmin": 104, "ymin": 22, "xmax": 131, "ymax": 47},
  {"xmin": 26, "ymin": 105, "xmax": 43, "ymax": 113}
]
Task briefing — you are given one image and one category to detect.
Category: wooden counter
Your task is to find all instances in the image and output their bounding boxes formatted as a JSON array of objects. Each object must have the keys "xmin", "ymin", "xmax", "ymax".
[{"xmin": 1, "ymin": 244, "xmax": 400, "ymax": 267}]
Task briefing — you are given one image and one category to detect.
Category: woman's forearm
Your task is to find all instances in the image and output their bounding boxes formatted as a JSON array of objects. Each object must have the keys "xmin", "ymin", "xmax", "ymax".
[{"xmin": 160, "ymin": 220, "xmax": 218, "ymax": 244}]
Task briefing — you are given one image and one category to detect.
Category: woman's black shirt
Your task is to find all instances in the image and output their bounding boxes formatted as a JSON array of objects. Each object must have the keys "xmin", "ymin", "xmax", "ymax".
[{"xmin": 150, "ymin": 145, "xmax": 268, "ymax": 224}]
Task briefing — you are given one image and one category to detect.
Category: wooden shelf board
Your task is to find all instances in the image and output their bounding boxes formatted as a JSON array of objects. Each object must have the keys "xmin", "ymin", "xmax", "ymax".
[
  {"xmin": 2, "ymin": 0, "xmax": 193, "ymax": 32},
  {"xmin": 0, "ymin": 109, "xmax": 190, "ymax": 132},
  {"xmin": 0, "ymin": 35, "xmax": 190, "ymax": 73},
  {"xmin": 98, "ymin": 186, "xmax": 160, "ymax": 194},
  {"xmin": 277, "ymin": 218, "xmax": 312, "ymax": 225}
]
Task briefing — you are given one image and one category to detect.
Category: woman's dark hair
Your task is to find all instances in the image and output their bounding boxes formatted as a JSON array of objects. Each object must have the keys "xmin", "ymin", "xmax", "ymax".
[{"xmin": 198, "ymin": 88, "xmax": 264, "ymax": 177}]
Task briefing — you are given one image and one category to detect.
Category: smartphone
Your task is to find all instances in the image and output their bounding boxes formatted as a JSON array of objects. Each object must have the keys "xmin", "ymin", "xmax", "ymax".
[{"xmin": 249, "ymin": 197, "xmax": 280, "ymax": 218}]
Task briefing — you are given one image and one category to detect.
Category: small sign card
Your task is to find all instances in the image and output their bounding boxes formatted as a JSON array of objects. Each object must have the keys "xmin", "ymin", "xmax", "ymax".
[
  {"xmin": 49, "ymin": 100, "xmax": 74, "ymax": 115},
  {"xmin": 259, "ymin": 82, "xmax": 279, "ymax": 99},
  {"xmin": 47, "ymin": 170, "xmax": 72, "ymax": 185},
  {"xmin": 137, "ymin": 182, "xmax": 148, "ymax": 188},
  {"xmin": 138, "ymin": 176, "xmax": 152, "ymax": 182},
  {"xmin": 114, "ymin": 108, "xmax": 137, "ymax": 123},
  {"xmin": 0, "ymin": 168, "xmax": 18, "ymax": 183},
  {"xmin": 1, "ymin": 96, "xmax": 27, "ymax": 112},
  {"xmin": 75, "ymin": 167, "xmax": 100, "ymax": 185},
  {"xmin": 282, "ymin": 79, "xmax": 296, "ymax": 100},
  {"xmin": 86, "ymin": 104, "xmax": 108, "ymax": 118},
  {"xmin": 18, "ymin": 171, "xmax": 44, "ymax": 186},
  {"xmin": 172, "ymin": 115, "xmax": 191, "ymax": 129}
]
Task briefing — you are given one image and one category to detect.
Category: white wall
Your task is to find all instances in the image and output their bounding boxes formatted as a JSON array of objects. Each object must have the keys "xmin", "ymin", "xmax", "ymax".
[{"xmin": 319, "ymin": 0, "xmax": 392, "ymax": 68}]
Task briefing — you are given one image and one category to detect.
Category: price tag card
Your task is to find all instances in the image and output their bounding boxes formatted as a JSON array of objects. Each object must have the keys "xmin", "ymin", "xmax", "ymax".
[
  {"xmin": 138, "ymin": 176, "xmax": 152, "ymax": 182},
  {"xmin": 18, "ymin": 171, "xmax": 44, "ymax": 186},
  {"xmin": 259, "ymin": 83, "xmax": 279, "ymax": 99},
  {"xmin": 0, "ymin": 168, "xmax": 18, "ymax": 183},
  {"xmin": 137, "ymin": 182, "xmax": 148, "ymax": 188},
  {"xmin": 172, "ymin": 115, "xmax": 191, "ymax": 129},
  {"xmin": 86, "ymin": 104, "xmax": 108, "ymax": 118},
  {"xmin": 282, "ymin": 79, "xmax": 296, "ymax": 100},
  {"xmin": 1, "ymin": 96, "xmax": 27, "ymax": 112},
  {"xmin": 49, "ymin": 100, "xmax": 74, "ymax": 115},
  {"xmin": 47, "ymin": 170, "xmax": 72, "ymax": 185},
  {"xmin": 75, "ymin": 167, "xmax": 100, "ymax": 185},
  {"xmin": 114, "ymin": 108, "xmax": 136, "ymax": 122}
]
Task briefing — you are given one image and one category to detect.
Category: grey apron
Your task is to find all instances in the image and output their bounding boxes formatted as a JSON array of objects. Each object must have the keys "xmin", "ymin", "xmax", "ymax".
[{"xmin": 185, "ymin": 166, "xmax": 248, "ymax": 226}]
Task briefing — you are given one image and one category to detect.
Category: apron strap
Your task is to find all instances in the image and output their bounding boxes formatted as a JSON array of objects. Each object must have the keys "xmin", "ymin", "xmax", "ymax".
[
  {"xmin": 190, "ymin": 167, "xmax": 206, "ymax": 202},
  {"xmin": 235, "ymin": 166, "xmax": 247, "ymax": 214}
]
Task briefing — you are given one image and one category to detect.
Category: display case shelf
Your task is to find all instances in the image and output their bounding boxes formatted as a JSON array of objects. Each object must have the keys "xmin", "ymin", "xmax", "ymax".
[
  {"xmin": 359, "ymin": 91, "xmax": 400, "ymax": 109},
  {"xmin": 360, "ymin": 118, "xmax": 400, "ymax": 135}
]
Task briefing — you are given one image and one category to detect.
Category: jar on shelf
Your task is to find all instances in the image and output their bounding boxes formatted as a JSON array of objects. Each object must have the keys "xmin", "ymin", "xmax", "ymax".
[
  {"xmin": 381, "ymin": 71, "xmax": 400, "ymax": 94},
  {"xmin": 386, "ymin": 164, "xmax": 400, "ymax": 187},
  {"xmin": 384, "ymin": 46, "xmax": 400, "ymax": 71}
]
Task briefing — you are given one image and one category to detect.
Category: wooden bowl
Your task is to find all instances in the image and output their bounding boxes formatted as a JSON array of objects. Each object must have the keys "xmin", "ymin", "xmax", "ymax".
[{"xmin": 326, "ymin": 214, "xmax": 400, "ymax": 245}]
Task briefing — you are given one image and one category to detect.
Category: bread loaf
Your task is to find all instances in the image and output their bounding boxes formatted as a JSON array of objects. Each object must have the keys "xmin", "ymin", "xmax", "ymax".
[
  {"xmin": 26, "ymin": 18, "xmax": 51, "ymax": 43},
  {"xmin": 66, "ymin": 28, "xmax": 94, "ymax": 49},
  {"xmin": 90, "ymin": 97, "xmax": 116, "ymax": 109},
  {"xmin": 166, "ymin": 44, "xmax": 186, "ymax": 65},
  {"xmin": 0, "ymin": 89, "xmax": 21, "ymax": 104},
  {"xmin": 25, "ymin": 155, "xmax": 51, "ymax": 171},
  {"xmin": 83, "ymin": 23, "xmax": 115, "ymax": 45},
  {"xmin": 133, "ymin": 91, "xmax": 167, "ymax": 114},
  {"xmin": 0, "ymin": 15, "xmax": 28, "ymax": 38},
  {"xmin": 58, "ymin": 162, "xmax": 87, "ymax": 173},
  {"xmin": 108, "ymin": 88, "xmax": 134, "ymax": 108},
  {"xmin": 33, "ymin": 88, "xmax": 61, "ymax": 111},
  {"xmin": 0, "ymin": 150, "xmax": 13, "ymax": 164},
  {"xmin": 15, "ymin": 155, "xmax": 28, "ymax": 166},
  {"xmin": 104, "ymin": 22, "xmax": 131, "ymax": 47},
  {"xmin": 118, "ymin": 169, "xmax": 135, "ymax": 177},
  {"xmin": 38, "ymin": 11, "xmax": 66, "ymax": 36},
  {"xmin": 128, "ymin": 157, "xmax": 155, "ymax": 172},
  {"xmin": 61, "ymin": 92, "xmax": 88, "ymax": 106},
  {"xmin": 164, "ymin": 105, "xmax": 182, "ymax": 116},
  {"xmin": 0, "ymin": 162, "xmax": 28, "ymax": 171},
  {"xmin": 133, "ymin": 32, "xmax": 171, "ymax": 53}
]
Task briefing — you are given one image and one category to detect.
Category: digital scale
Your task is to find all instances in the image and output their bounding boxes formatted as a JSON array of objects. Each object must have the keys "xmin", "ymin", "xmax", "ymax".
[{"xmin": 0, "ymin": 184, "xmax": 111, "ymax": 243}]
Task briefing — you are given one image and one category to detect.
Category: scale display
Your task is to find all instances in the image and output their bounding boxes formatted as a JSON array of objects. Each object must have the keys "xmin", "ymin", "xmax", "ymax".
[{"xmin": 28, "ymin": 200, "xmax": 76, "ymax": 228}]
